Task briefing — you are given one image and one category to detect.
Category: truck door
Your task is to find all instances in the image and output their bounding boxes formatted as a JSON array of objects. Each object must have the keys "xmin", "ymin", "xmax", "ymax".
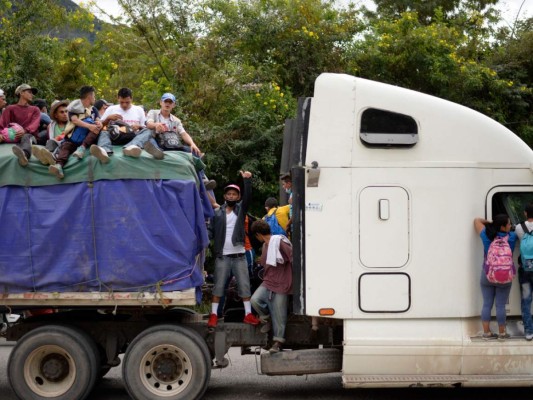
[
  {"xmin": 359, "ymin": 186, "xmax": 409, "ymax": 268},
  {"xmin": 358, "ymin": 186, "xmax": 411, "ymax": 313}
]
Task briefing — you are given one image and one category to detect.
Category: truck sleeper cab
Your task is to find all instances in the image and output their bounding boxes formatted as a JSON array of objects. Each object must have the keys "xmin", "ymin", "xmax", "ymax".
[{"xmin": 294, "ymin": 74, "xmax": 533, "ymax": 387}]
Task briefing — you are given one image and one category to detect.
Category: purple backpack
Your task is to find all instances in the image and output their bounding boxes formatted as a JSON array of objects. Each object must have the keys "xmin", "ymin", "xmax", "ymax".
[{"xmin": 485, "ymin": 235, "xmax": 515, "ymax": 284}]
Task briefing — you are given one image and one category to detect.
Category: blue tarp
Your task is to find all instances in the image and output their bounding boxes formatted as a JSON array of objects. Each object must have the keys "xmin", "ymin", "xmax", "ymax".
[{"xmin": 0, "ymin": 179, "xmax": 211, "ymax": 294}]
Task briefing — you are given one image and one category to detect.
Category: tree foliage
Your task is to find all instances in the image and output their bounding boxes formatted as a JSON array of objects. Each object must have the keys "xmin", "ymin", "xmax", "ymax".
[{"xmin": 0, "ymin": 0, "xmax": 532, "ymax": 211}]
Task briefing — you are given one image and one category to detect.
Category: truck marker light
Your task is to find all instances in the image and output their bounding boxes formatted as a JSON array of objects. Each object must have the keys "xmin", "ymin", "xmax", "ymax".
[{"xmin": 319, "ymin": 308, "xmax": 335, "ymax": 316}]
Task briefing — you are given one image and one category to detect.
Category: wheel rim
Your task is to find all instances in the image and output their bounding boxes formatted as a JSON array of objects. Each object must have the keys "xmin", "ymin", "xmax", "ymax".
[
  {"xmin": 140, "ymin": 344, "xmax": 193, "ymax": 396},
  {"xmin": 23, "ymin": 345, "xmax": 76, "ymax": 397}
]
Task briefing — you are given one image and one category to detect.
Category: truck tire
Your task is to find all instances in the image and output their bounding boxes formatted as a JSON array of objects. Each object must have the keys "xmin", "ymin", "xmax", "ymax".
[
  {"xmin": 261, "ymin": 348, "xmax": 342, "ymax": 376},
  {"xmin": 8, "ymin": 325, "xmax": 100, "ymax": 400},
  {"xmin": 123, "ymin": 324, "xmax": 211, "ymax": 400}
]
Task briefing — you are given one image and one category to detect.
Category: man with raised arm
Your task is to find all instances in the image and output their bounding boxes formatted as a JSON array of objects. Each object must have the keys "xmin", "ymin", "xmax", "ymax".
[{"xmin": 207, "ymin": 171, "xmax": 260, "ymax": 328}]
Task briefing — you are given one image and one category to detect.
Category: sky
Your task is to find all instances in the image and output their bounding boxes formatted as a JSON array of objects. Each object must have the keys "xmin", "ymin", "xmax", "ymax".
[{"xmin": 73, "ymin": 0, "xmax": 532, "ymax": 25}]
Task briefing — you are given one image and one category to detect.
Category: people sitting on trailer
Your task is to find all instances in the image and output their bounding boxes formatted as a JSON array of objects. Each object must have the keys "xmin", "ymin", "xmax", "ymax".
[
  {"xmin": 207, "ymin": 172, "xmax": 260, "ymax": 329},
  {"xmin": 40, "ymin": 86, "xmax": 102, "ymax": 179},
  {"xmin": 0, "ymin": 84, "xmax": 41, "ymax": 166},
  {"xmin": 98, "ymin": 91, "xmax": 218, "ymax": 204},
  {"xmin": 89, "ymin": 87, "xmax": 146, "ymax": 163},
  {"xmin": 250, "ymin": 219, "xmax": 293, "ymax": 353},
  {"xmin": 474, "ymin": 215, "xmax": 517, "ymax": 340},
  {"xmin": 513, "ymin": 203, "xmax": 533, "ymax": 341}
]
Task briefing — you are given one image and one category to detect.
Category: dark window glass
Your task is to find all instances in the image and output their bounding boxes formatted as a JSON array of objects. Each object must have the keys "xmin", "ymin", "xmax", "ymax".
[{"xmin": 360, "ymin": 108, "xmax": 418, "ymax": 147}]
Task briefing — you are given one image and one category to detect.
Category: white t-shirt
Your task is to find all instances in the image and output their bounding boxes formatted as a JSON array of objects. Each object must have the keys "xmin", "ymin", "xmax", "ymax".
[
  {"xmin": 222, "ymin": 211, "xmax": 245, "ymax": 255},
  {"xmin": 101, "ymin": 104, "xmax": 146, "ymax": 127},
  {"xmin": 515, "ymin": 220, "xmax": 533, "ymax": 240}
]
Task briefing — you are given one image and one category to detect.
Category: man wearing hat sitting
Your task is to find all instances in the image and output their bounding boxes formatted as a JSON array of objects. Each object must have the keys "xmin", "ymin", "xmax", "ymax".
[
  {"xmin": 31, "ymin": 100, "xmax": 70, "ymax": 166},
  {"xmin": 0, "ymin": 84, "xmax": 41, "ymax": 166},
  {"xmin": 207, "ymin": 171, "xmax": 261, "ymax": 328}
]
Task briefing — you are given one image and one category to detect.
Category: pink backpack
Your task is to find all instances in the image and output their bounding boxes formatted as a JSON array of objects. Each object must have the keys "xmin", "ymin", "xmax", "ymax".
[
  {"xmin": 485, "ymin": 235, "xmax": 515, "ymax": 284},
  {"xmin": 0, "ymin": 123, "xmax": 25, "ymax": 143}
]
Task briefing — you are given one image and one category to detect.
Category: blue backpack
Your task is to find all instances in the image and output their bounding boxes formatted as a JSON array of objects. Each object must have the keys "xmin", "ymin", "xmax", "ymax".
[
  {"xmin": 264, "ymin": 208, "xmax": 286, "ymax": 236},
  {"xmin": 520, "ymin": 222, "xmax": 533, "ymax": 272},
  {"xmin": 69, "ymin": 117, "xmax": 94, "ymax": 144}
]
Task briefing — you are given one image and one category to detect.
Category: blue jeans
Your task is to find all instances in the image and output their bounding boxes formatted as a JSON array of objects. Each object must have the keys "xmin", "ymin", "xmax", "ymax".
[
  {"xmin": 480, "ymin": 270, "xmax": 512, "ymax": 326},
  {"xmin": 251, "ymin": 285, "xmax": 288, "ymax": 343},
  {"xmin": 123, "ymin": 128, "xmax": 154, "ymax": 149},
  {"xmin": 213, "ymin": 255, "xmax": 251, "ymax": 298},
  {"xmin": 519, "ymin": 268, "xmax": 533, "ymax": 334},
  {"xmin": 97, "ymin": 130, "xmax": 113, "ymax": 153},
  {"xmin": 97, "ymin": 129, "xmax": 158, "ymax": 153}
]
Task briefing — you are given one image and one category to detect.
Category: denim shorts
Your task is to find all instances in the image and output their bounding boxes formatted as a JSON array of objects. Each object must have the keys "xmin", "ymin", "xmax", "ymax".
[{"xmin": 212, "ymin": 254, "xmax": 251, "ymax": 298}]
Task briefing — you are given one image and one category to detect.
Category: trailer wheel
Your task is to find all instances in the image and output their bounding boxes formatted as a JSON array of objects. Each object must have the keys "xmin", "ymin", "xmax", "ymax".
[
  {"xmin": 8, "ymin": 325, "xmax": 100, "ymax": 400},
  {"xmin": 123, "ymin": 324, "xmax": 211, "ymax": 400}
]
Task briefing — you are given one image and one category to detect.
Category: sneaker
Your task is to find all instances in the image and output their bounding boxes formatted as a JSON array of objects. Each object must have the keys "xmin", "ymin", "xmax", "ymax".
[
  {"xmin": 243, "ymin": 313, "xmax": 260, "ymax": 326},
  {"xmin": 207, "ymin": 313, "xmax": 218, "ymax": 328},
  {"xmin": 123, "ymin": 145, "xmax": 142, "ymax": 158},
  {"xmin": 204, "ymin": 179, "xmax": 217, "ymax": 191},
  {"xmin": 269, "ymin": 342, "xmax": 282, "ymax": 354},
  {"xmin": 144, "ymin": 141, "xmax": 164, "ymax": 160},
  {"xmin": 73, "ymin": 146, "xmax": 86, "ymax": 159},
  {"xmin": 32, "ymin": 145, "xmax": 55, "ymax": 166},
  {"xmin": 90, "ymin": 145, "xmax": 110, "ymax": 164},
  {"xmin": 49, "ymin": 164, "xmax": 64, "ymax": 179},
  {"xmin": 260, "ymin": 320, "xmax": 272, "ymax": 334},
  {"xmin": 526, "ymin": 333, "xmax": 533, "ymax": 341},
  {"xmin": 498, "ymin": 332, "xmax": 511, "ymax": 341},
  {"xmin": 482, "ymin": 332, "xmax": 497, "ymax": 340},
  {"xmin": 12, "ymin": 146, "xmax": 28, "ymax": 167}
]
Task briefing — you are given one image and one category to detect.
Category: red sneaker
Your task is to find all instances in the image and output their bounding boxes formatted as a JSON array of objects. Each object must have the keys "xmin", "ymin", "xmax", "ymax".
[
  {"xmin": 243, "ymin": 313, "xmax": 260, "ymax": 326},
  {"xmin": 207, "ymin": 313, "xmax": 218, "ymax": 328}
]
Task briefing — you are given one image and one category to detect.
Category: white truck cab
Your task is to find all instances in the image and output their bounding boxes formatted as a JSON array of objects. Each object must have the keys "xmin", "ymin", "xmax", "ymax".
[{"xmin": 291, "ymin": 73, "xmax": 533, "ymax": 387}]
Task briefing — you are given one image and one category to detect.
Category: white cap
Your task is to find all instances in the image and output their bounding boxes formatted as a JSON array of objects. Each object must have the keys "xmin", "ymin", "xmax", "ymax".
[{"xmin": 0, "ymin": 89, "xmax": 4, "ymax": 97}]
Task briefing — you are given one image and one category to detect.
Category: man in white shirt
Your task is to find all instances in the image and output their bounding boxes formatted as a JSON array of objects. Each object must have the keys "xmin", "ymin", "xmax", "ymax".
[{"xmin": 90, "ymin": 87, "xmax": 146, "ymax": 163}]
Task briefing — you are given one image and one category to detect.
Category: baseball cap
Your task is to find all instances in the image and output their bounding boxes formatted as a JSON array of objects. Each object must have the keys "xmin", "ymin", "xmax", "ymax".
[
  {"xmin": 161, "ymin": 93, "xmax": 176, "ymax": 103},
  {"xmin": 224, "ymin": 184, "xmax": 241, "ymax": 194},
  {"xmin": 15, "ymin": 84, "xmax": 38, "ymax": 96},
  {"xmin": 0, "ymin": 89, "xmax": 4, "ymax": 97}
]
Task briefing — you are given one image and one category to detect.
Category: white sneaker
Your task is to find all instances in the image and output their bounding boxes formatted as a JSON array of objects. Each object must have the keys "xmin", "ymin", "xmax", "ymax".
[
  {"xmin": 90, "ymin": 145, "xmax": 110, "ymax": 164},
  {"xmin": 49, "ymin": 164, "xmax": 64, "ymax": 179},
  {"xmin": 32, "ymin": 145, "xmax": 55, "ymax": 166},
  {"xmin": 12, "ymin": 146, "xmax": 28, "ymax": 167},
  {"xmin": 72, "ymin": 146, "xmax": 86, "ymax": 159},
  {"xmin": 123, "ymin": 145, "xmax": 142, "ymax": 158},
  {"xmin": 526, "ymin": 333, "xmax": 533, "ymax": 341}
]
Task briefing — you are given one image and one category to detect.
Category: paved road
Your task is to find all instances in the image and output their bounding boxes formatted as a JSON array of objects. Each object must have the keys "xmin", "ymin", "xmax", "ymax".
[{"xmin": 1, "ymin": 342, "xmax": 532, "ymax": 399}]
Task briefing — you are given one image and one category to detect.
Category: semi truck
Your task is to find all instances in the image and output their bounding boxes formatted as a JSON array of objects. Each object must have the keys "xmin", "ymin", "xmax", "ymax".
[{"xmin": 1, "ymin": 73, "xmax": 533, "ymax": 400}]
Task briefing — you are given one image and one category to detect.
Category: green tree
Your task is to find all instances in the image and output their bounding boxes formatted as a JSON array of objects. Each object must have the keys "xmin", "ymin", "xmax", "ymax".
[{"xmin": 0, "ymin": 0, "xmax": 95, "ymax": 100}]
